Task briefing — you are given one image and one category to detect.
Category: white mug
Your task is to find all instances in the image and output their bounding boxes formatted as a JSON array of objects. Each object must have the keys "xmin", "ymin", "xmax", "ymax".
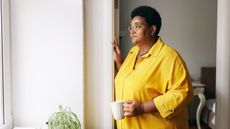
[{"xmin": 111, "ymin": 100, "xmax": 124, "ymax": 120}]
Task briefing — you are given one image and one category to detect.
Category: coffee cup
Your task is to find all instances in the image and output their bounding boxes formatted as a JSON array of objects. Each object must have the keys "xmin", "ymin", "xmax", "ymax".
[{"xmin": 111, "ymin": 100, "xmax": 124, "ymax": 120}]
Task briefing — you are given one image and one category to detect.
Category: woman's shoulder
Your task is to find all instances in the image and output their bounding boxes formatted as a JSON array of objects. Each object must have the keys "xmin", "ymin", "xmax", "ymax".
[
  {"xmin": 162, "ymin": 43, "xmax": 187, "ymax": 65},
  {"xmin": 155, "ymin": 37, "xmax": 179, "ymax": 58},
  {"xmin": 129, "ymin": 45, "xmax": 139, "ymax": 52},
  {"xmin": 163, "ymin": 44, "xmax": 178, "ymax": 55},
  {"xmin": 159, "ymin": 42, "xmax": 179, "ymax": 57},
  {"xmin": 125, "ymin": 45, "xmax": 139, "ymax": 56},
  {"xmin": 159, "ymin": 42, "xmax": 186, "ymax": 65}
]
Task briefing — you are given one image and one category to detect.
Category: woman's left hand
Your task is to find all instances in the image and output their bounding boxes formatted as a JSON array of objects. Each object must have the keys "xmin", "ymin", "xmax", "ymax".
[{"xmin": 123, "ymin": 99, "xmax": 143, "ymax": 117}]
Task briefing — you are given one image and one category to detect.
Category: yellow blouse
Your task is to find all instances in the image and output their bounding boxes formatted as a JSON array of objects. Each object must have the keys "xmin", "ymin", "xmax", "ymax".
[{"xmin": 115, "ymin": 37, "xmax": 193, "ymax": 129}]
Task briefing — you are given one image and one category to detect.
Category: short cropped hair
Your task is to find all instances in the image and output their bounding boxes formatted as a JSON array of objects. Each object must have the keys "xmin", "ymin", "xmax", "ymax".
[{"xmin": 131, "ymin": 6, "xmax": 162, "ymax": 35}]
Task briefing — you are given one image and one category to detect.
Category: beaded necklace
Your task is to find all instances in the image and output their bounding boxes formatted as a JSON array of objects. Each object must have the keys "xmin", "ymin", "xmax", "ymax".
[{"xmin": 138, "ymin": 50, "xmax": 149, "ymax": 56}]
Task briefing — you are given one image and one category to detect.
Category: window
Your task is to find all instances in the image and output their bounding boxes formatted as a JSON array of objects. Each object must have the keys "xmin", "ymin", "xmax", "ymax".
[
  {"xmin": 0, "ymin": 0, "xmax": 3, "ymax": 124},
  {"xmin": 0, "ymin": 0, "xmax": 12, "ymax": 129}
]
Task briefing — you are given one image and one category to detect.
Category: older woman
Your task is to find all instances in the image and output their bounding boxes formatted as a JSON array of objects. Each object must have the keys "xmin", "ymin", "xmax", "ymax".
[{"xmin": 113, "ymin": 6, "xmax": 193, "ymax": 129}]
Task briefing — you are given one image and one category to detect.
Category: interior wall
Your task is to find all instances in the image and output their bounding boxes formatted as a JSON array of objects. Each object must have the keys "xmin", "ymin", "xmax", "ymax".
[
  {"xmin": 10, "ymin": 0, "xmax": 84, "ymax": 128},
  {"xmin": 120, "ymin": 0, "xmax": 217, "ymax": 80}
]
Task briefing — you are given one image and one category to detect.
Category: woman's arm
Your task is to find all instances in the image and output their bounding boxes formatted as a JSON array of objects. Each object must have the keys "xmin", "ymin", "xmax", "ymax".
[{"xmin": 153, "ymin": 57, "xmax": 193, "ymax": 118}]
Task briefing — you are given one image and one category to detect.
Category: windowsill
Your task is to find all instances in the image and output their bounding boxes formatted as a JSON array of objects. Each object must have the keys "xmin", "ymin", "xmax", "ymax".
[{"xmin": 0, "ymin": 122, "xmax": 13, "ymax": 129}]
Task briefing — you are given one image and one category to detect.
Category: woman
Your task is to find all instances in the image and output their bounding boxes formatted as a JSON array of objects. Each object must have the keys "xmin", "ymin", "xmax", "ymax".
[{"xmin": 113, "ymin": 6, "xmax": 193, "ymax": 129}]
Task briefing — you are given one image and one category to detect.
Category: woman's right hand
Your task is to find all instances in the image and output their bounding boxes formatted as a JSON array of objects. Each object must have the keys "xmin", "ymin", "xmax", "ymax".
[{"xmin": 113, "ymin": 37, "xmax": 122, "ymax": 70}]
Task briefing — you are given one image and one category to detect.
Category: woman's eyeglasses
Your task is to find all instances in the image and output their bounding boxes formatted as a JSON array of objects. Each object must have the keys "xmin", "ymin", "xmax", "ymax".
[{"xmin": 128, "ymin": 23, "xmax": 144, "ymax": 32}]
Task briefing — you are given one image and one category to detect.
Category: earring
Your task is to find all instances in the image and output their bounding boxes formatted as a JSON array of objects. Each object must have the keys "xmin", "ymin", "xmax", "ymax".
[{"xmin": 151, "ymin": 32, "xmax": 154, "ymax": 36}]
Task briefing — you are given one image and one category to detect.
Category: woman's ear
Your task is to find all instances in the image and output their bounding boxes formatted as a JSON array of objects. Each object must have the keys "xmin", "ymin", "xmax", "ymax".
[{"xmin": 151, "ymin": 25, "xmax": 157, "ymax": 36}]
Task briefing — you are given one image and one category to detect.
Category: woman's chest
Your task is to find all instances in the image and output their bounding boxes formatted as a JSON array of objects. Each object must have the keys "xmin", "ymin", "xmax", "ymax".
[{"xmin": 116, "ymin": 57, "xmax": 169, "ymax": 99}]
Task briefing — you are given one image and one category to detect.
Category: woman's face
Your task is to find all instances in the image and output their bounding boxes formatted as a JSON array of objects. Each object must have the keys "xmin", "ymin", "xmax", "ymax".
[{"xmin": 129, "ymin": 16, "xmax": 153, "ymax": 45}]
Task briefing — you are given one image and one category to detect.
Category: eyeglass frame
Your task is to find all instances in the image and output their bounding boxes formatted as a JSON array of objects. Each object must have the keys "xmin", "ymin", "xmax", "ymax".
[{"xmin": 128, "ymin": 22, "xmax": 147, "ymax": 32}]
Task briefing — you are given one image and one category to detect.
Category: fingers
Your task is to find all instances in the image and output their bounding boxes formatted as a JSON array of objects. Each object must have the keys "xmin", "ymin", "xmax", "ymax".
[
  {"xmin": 114, "ymin": 45, "xmax": 121, "ymax": 55},
  {"xmin": 123, "ymin": 105, "xmax": 134, "ymax": 116},
  {"xmin": 124, "ymin": 100, "xmax": 133, "ymax": 105},
  {"xmin": 113, "ymin": 37, "xmax": 122, "ymax": 64},
  {"xmin": 113, "ymin": 37, "xmax": 121, "ymax": 54},
  {"xmin": 114, "ymin": 36, "xmax": 119, "ymax": 46},
  {"xmin": 123, "ymin": 99, "xmax": 142, "ymax": 117},
  {"xmin": 124, "ymin": 112, "xmax": 132, "ymax": 116},
  {"xmin": 123, "ymin": 100, "xmax": 135, "ymax": 116},
  {"xmin": 113, "ymin": 36, "xmax": 122, "ymax": 70}
]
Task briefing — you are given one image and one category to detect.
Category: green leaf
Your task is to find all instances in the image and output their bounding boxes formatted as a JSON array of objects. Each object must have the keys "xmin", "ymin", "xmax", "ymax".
[{"xmin": 47, "ymin": 105, "xmax": 81, "ymax": 129}]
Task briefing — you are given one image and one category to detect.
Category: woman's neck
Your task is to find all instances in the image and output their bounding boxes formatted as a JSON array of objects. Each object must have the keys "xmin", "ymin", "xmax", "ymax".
[{"xmin": 137, "ymin": 36, "xmax": 158, "ymax": 53}]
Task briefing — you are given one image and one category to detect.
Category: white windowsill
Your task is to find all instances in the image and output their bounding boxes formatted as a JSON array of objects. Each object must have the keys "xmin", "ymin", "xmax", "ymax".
[{"xmin": 0, "ymin": 122, "xmax": 13, "ymax": 129}]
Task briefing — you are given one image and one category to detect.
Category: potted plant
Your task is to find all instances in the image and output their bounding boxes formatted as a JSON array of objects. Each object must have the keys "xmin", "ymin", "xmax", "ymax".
[{"xmin": 47, "ymin": 105, "xmax": 81, "ymax": 129}]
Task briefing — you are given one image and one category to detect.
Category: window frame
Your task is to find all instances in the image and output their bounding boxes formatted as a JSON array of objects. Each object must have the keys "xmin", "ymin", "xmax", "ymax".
[{"xmin": 0, "ymin": 0, "xmax": 12, "ymax": 129}]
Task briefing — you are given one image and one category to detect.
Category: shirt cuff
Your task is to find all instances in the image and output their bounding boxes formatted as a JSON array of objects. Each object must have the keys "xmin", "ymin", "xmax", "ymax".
[{"xmin": 154, "ymin": 97, "xmax": 174, "ymax": 118}]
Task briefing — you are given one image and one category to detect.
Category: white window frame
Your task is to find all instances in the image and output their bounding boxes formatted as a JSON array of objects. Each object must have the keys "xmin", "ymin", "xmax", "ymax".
[
  {"xmin": 0, "ymin": 0, "xmax": 3, "ymax": 124},
  {"xmin": 0, "ymin": 0, "xmax": 12, "ymax": 129}
]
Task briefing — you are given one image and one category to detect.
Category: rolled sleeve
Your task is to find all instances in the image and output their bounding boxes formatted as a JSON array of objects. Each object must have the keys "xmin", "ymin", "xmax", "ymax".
[
  {"xmin": 154, "ymin": 95, "xmax": 175, "ymax": 118},
  {"xmin": 154, "ymin": 57, "xmax": 193, "ymax": 118}
]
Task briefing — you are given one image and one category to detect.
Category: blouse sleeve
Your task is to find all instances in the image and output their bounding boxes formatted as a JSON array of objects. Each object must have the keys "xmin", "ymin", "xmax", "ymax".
[{"xmin": 153, "ymin": 56, "xmax": 193, "ymax": 118}]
